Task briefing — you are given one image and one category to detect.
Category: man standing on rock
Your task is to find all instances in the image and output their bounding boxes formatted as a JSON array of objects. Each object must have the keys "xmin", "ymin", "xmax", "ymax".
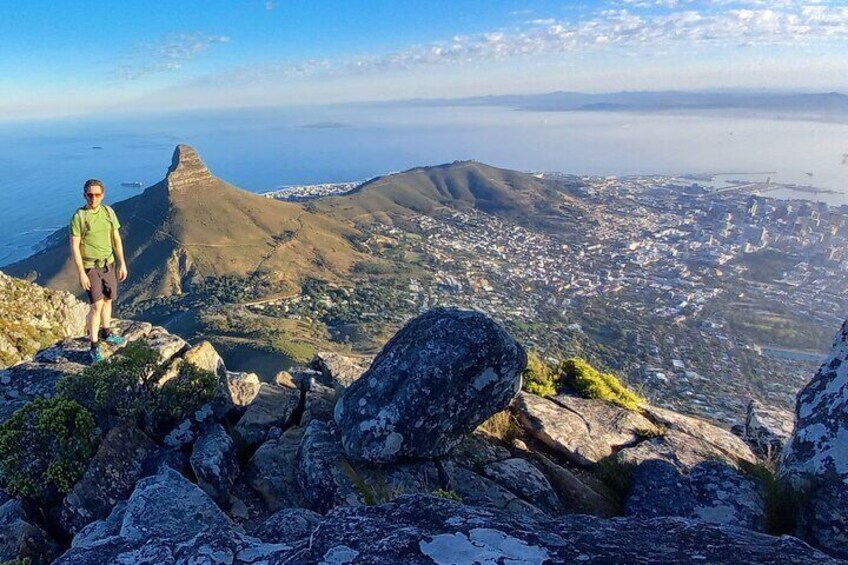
[{"xmin": 70, "ymin": 179, "xmax": 128, "ymax": 363}]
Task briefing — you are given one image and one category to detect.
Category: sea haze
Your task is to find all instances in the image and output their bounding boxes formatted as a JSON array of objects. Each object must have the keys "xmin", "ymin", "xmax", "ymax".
[{"xmin": 0, "ymin": 103, "xmax": 847, "ymax": 266}]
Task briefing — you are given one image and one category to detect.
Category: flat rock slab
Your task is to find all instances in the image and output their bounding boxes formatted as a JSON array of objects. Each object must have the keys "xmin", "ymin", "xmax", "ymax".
[
  {"xmin": 0, "ymin": 360, "xmax": 85, "ymax": 401},
  {"xmin": 190, "ymin": 424, "xmax": 239, "ymax": 507},
  {"xmin": 281, "ymin": 494, "xmax": 840, "ymax": 564},
  {"xmin": 443, "ymin": 461, "xmax": 550, "ymax": 521},
  {"xmin": 336, "ymin": 307, "xmax": 526, "ymax": 463},
  {"xmin": 616, "ymin": 405, "xmax": 758, "ymax": 470},
  {"xmin": 234, "ymin": 383, "xmax": 300, "ymax": 449},
  {"xmin": 514, "ymin": 392, "xmax": 657, "ymax": 467},
  {"xmin": 60, "ymin": 425, "xmax": 157, "ymax": 535},
  {"xmin": 627, "ymin": 459, "xmax": 767, "ymax": 532}
]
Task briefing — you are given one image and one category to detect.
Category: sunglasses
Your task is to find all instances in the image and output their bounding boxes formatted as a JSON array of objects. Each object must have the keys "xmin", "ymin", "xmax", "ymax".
[{"xmin": 85, "ymin": 192, "xmax": 103, "ymax": 198}]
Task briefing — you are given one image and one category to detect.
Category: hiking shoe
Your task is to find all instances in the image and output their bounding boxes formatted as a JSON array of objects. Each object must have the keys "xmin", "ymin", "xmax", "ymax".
[
  {"xmin": 90, "ymin": 345, "xmax": 105, "ymax": 364},
  {"xmin": 104, "ymin": 334, "xmax": 127, "ymax": 346}
]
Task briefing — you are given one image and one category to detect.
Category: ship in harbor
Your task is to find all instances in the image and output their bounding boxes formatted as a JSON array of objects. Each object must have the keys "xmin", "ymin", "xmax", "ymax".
[{"xmin": 120, "ymin": 181, "xmax": 143, "ymax": 188}]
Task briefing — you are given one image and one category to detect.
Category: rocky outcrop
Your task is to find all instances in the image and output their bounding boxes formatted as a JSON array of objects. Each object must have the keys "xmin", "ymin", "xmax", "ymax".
[
  {"xmin": 311, "ymin": 351, "xmax": 372, "ymax": 390},
  {"xmin": 0, "ymin": 272, "xmax": 88, "ymax": 369},
  {"xmin": 165, "ymin": 144, "xmax": 214, "ymax": 192},
  {"xmin": 190, "ymin": 424, "xmax": 239, "ymax": 507},
  {"xmin": 781, "ymin": 319, "xmax": 848, "ymax": 559},
  {"xmin": 335, "ymin": 308, "xmax": 526, "ymax": 463},
  {"xmin": 296, "ymin": 420, "xmax": 361, "ymax": 513},
  {"xmin": 234, "ymin": 383, "xmax": 301, "ymax": 449},
  {"xmin": 250, "ymin": 507, "xmax": 321, "ymax": 544},
  {"xmin": 55, "ymin": 468, "xmax": 290, "ymax": 564},
  {"xmin": 275, "ymin": 494, "xmax": 839, "ymax": 564},
  {"xmin": 246, "ymin": 426, "xmax": 308, "ymax": 511},
  {"xmin": 735, "ymin": 399, "xmax": 794, "ymax": 459},
  {"xmin": 514, "ymin": 392, "xmax": 659, "ymax": 466},
  {"xmin": 626, "ymin": 459, "xmax": 767, "ymax": 531},
  {"xmin": 482, "ymin": 458, "xmax": 564, "ymax": 516},
  {"xmin": 0, "ymin": 498, "xmax": 60, "ymax": 564},
  {"xmin": 60, "ymin": 425, "xmax": 156, "ymax": 536}
]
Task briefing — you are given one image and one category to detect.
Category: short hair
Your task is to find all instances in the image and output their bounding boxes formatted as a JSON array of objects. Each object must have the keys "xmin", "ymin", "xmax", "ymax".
[{"xmin": 83, "ymin": 179, "xmax": 105, "ymax": 192}]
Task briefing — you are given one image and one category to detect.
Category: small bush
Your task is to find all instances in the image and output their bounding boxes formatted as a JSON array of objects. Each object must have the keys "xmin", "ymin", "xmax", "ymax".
[
  {"xmin": 635, "ymin": 426, "xmax": 667, "ymax": 440},
  {"xmin": 0, "ymin": 398, "xmax": 100, "ymax": 500},
  {"xmin": 57, "ymin": 341, "xmax": 217, "ymax": 438},
  {"xmin": 1, "ymin": 558, "xmax": 32, "ymax": 565},
  {"xmin": 522, "ymin": 352, "xmax": 559, "ymax": 397},
  {"xmin": 432, "ymin": 488, "xmax": 463, "ymax": 502},
  {"xmin": 560, "ymin": 358, "xmax": 645, "ymax": 410}
]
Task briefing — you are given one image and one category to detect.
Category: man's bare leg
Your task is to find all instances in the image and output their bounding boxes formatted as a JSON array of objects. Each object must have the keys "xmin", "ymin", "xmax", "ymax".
[
  {"xmin": 88, "ymin": 299, "xmax": 104, "ymax": 344},
  {"xmin": 101, "ymin": 297, "xmax": 112, "ymax": 335}
]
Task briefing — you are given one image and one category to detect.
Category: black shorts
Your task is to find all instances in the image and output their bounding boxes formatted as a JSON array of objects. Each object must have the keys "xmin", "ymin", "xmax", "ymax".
[{"xmin": 86, "ymin": 263, "xmax": 119, "ymax": 303}]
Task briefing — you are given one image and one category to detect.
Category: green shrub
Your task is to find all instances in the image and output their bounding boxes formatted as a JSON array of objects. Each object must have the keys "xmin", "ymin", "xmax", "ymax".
[
  {"xmin": 432, "ymin": 488, "xmax": 463, "ymax": 502},
  {"xmin": 0, "ymin": 558, "xmax": 32, "ymax": 565},
  {"xmin": 0, "ymin": 398, "xmax": 100, "ymax": 500},
  {"xmin": 560, "ymin": 358, "xmax": 645, "ymax": 410},
  {"xmin": 57, "ymin": 341, "xmax": 217, "ymax": 437},
  {"xmin": 522, "ymin": 352, "xmax": 559, "ymax": 397}
]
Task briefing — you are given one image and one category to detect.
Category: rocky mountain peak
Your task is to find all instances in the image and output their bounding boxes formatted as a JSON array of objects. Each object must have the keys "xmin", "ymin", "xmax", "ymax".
[{"xmin": 166, "ymin": 144, "xmax": 213, "ymax": 191}]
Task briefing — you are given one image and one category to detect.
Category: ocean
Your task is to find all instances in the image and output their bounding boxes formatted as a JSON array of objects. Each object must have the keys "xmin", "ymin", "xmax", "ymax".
[{"xmin": 1, "ymin": 104, "xmax": 847, "ymax": 266}]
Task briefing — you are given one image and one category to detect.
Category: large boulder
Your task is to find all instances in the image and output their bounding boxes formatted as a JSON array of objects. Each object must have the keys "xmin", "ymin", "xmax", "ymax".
[
  {"xmin": 280, "ymin": 494, "xmax": 838, "ymax": 564},
  {"xmin": 482, "ymin": 458, "xmax": 564, "ymax": 516},
  {"xmin": 335, "ymin": 308, "xmax": 526, "ymax": 463},
  {"xmin": 250, "ymin": 507, "xmax": 321, "ymax": 544},
  {"xmin": 57, "ymin": 468, "xmax": 291, "ymax": 564},
  {"xmin": 627, "ymin": 459, "xmax": 767, "ymax": 531},
  {"xmin": 60, "ymin": 425, "xmax": 156, "ymax": 535},
  {"xmin": 190, "ymin": 424, "xmax": 239, "ymax": 507},
  {"xmin": 781, "ymin": 319, "xmax": 848, "ymax": 558},
  {"xmin": 514, "ymin": 392, "xmax": 659, "ymax": 466}
]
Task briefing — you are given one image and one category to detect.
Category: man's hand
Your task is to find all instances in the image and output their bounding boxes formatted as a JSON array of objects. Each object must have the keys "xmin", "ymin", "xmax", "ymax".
[
  {"xmin": 78, "ymin": 270, "xmax": 91, "ymax": 291},
  {"xmin": 118, "ymin": 263, "xmax": 128, "ymax": 282}
]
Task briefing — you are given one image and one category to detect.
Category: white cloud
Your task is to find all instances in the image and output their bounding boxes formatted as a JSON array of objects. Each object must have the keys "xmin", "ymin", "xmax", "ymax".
[{"xmin": 116, "ymin": 33, "xmax": 230, "ymax": 80}]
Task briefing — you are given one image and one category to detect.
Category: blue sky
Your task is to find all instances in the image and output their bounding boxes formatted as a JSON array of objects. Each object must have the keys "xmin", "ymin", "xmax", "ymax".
[{"xmin": 1, "ymin": 0, "xmax": 847, "ymax": 119}]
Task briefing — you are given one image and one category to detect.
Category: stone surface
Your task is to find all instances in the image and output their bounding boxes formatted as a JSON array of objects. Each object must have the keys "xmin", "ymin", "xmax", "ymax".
[
  {"xmin": 447, "ymin": 432, "xmax": 512, "ymax": 471},
  {"xmin": 0, "ymin": 271, "xmax": 88, "ymax": 370},
  {"xmin": 311, "ymin": 351, "xmax": 372, "ymax": 390},
  {"xmin": 234, "ymin": 383, "xmax": 301, "ymax": 449},
  {"xmin": 57, "ymin": 468, "xmax": 291, "ymax": 564},
  {"xmin": 514, "ymin": 392, "xmax": 659, "ymax": 466},
  {"xmin": 781, "ymin": 319, "xmax": 848, "ymax": 559},
  {"xmin": 162, "ymin": 402, "xmax": 216, "ymax": 449},
  {"xmin": 60, "ymin": 425, "xmax": 156, "ymax": 535},
  {"xmin": 166, "ymin": 144, "xmax": 214, "ymax": 191},
  {"xmin": 302, "ymin": 381, "xmax": 336, "ymax": 424},
  {"xmin": 627, "ymin": 459, "xmax": 767, "ymax": 531},
  {"xmin": 280, "ymin": 494, "xmax": 839, "ymax": 564},
  {"xmin": 0, "ymin": 498, "xmax": 60, "ymax": 564},
  {"xmin": 144, "ymin": 326, "xmax": 188, "ymax": 364},
  {"xmin": 245, "ymin": 426, "xmax": 308, "ymax": 511},
  {"xmin": 250, "ymin": 507, "xmax": 321, "ymax": 544},
  {"xmin": 336, "ymin": 308, "xmax": 526, "ymax": 463},
  {"xmin": 296, "ymin": 420, "xmax": 361, "ymax": 513},
  {"xmin": 0, "ymin": 360, "xmax": 85, "ymax": 403},
  {"xmin": 190, "ymin": 424, "xmax": 239, "ymax": 507},
  {"xmin": 483, "ymin": 458, "xmax": 564, "ymax": 516},
  {"xmin": 740, "ymin": 399, "xmax": 794, "ymax": 458},
  {"xmin": 182, "ymin": 340, "xmax": 226, "ymax": 378},
  {"xmin": 443, "ymin": 461, "xmax": 550, "ymax": 521},
  {"xmin": 616, "ymin": 405, "xmax": 758, "ymax": 471},
  {"xmin": 223, "ymin": 370, "xmax": 262, "ymax": 408}
]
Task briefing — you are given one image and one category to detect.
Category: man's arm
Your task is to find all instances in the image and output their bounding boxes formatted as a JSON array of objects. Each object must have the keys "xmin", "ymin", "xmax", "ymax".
[
  {"xmin": 70, "ymin": 234, "xmax": 91, "ymax": 291},
  {"xmin": 112, "ymin": 230, "xmax": 128, "ymax": 281}
]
